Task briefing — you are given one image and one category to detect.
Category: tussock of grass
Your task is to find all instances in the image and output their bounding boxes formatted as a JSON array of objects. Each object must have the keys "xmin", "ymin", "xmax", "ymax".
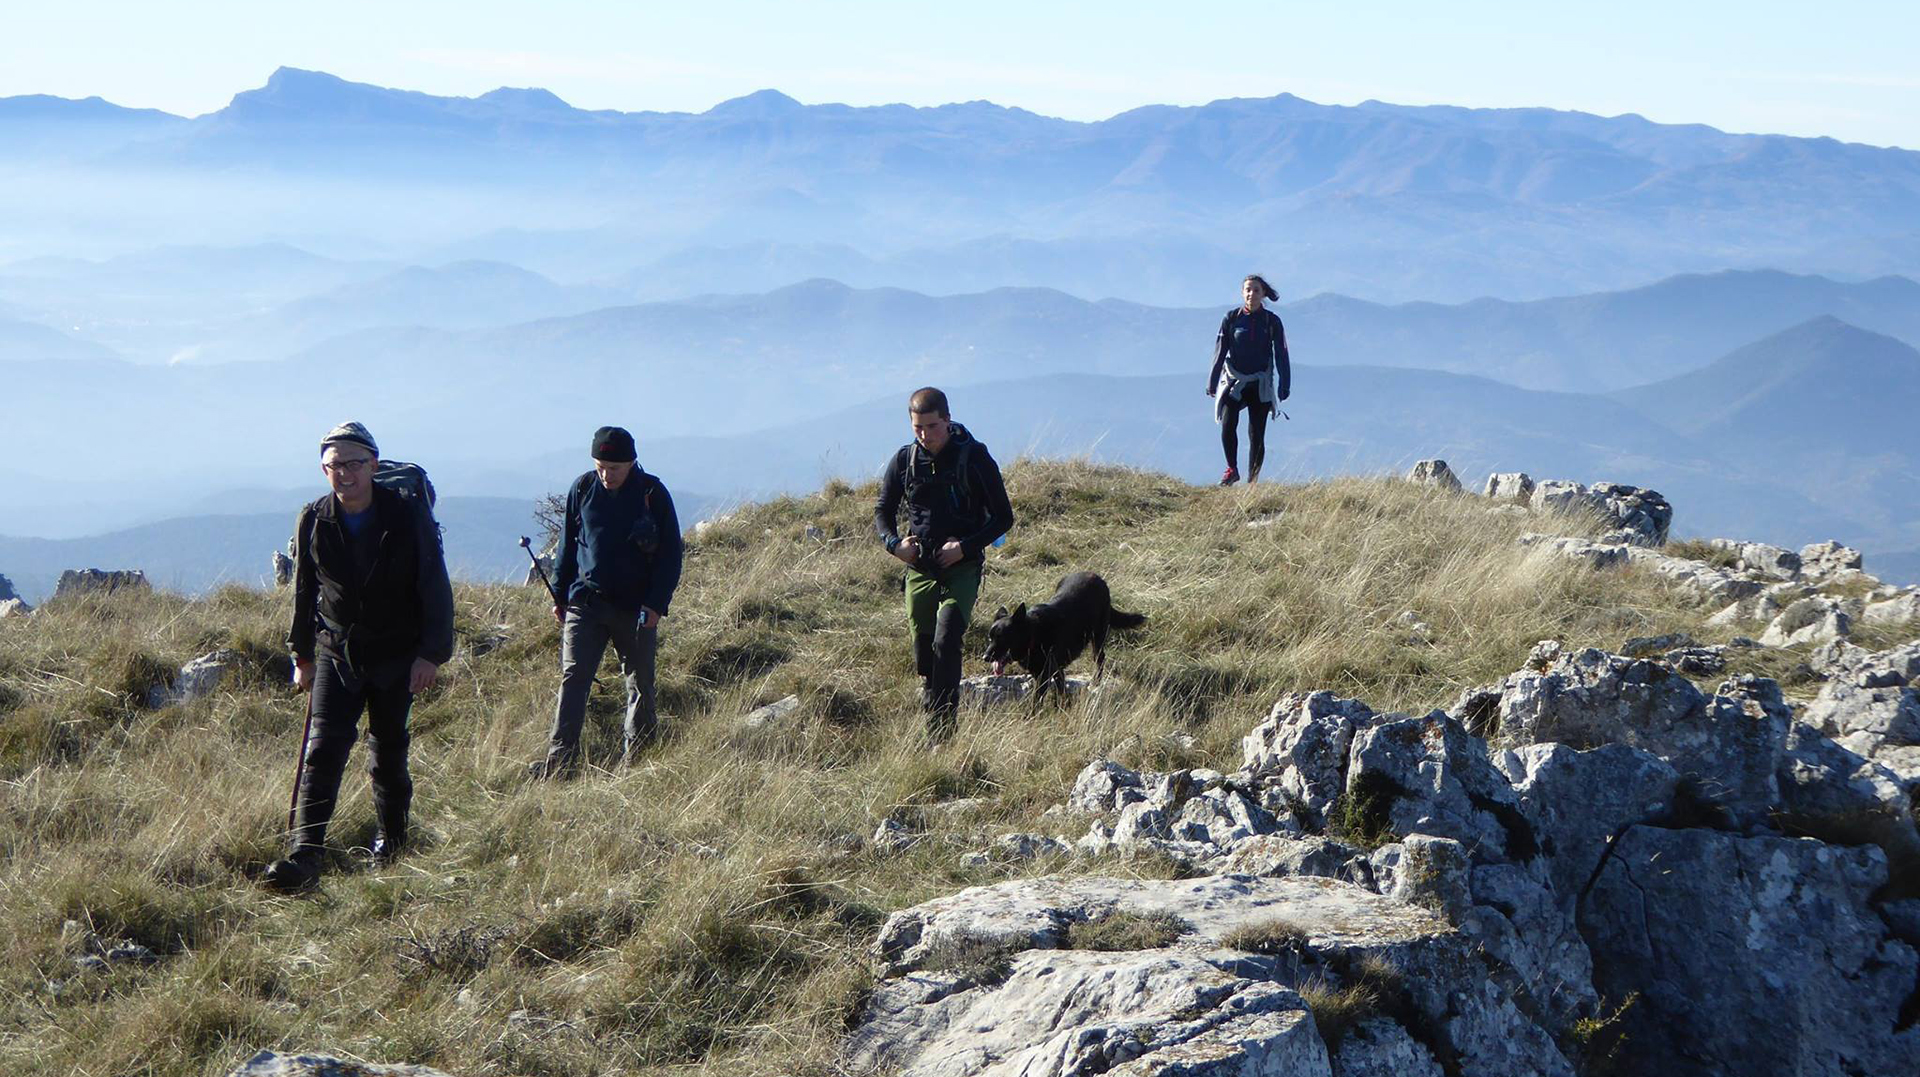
[
  {"xmin": 1, "ymin": 460, "xmax": 1894, "ymax": 1076},
  {"xmin": 1664, "ymin": 539, "xmax": 1740, "ymax": 569},
  {"xmin": 1219, "ymin": 917, "xmax": 1309, "ymax": 955},
  {"xmin": 1298, "ymin": 956, "xmax": 1407, "ymax": 1049},
  {"xmin": 1065, "ymin": 909, "xmax": 1187, "ymax": 951}
]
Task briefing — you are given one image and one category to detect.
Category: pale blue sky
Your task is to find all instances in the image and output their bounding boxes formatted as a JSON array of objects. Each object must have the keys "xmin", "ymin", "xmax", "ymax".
[{"xmin": 5, "ymin": 1, "xmax": 1918, "ymax": 148}]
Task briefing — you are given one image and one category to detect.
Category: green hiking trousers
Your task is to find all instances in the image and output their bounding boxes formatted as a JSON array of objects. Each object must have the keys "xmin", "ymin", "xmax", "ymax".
[{"xmin": 905, "ymin": 560, "xmax": 982, "ymax": 637}]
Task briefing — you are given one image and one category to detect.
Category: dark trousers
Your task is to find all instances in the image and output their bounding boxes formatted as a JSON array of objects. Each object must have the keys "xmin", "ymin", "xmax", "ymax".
[
  {"xmin": 546, "ymin": 596, "xmax": 658, "ymax": 770},
  {"xmin": 291, "ymin": 654, "xmax": 412, "ymax": 857},
  {"xmin": 1221, "ymin": 387, "xmax": 1270, "ymax": 476}
]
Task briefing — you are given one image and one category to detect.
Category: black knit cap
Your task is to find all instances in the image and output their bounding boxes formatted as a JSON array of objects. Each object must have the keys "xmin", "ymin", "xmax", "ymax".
[{"xmin": 591, "ymin": 426, "xmax": 636, "ymax": 463}]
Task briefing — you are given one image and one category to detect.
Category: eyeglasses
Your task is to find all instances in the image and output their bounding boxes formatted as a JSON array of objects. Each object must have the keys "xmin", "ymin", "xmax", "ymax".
[{"xmin": 323, "ymin": 457, "xmax": 375, "ymax": 475}]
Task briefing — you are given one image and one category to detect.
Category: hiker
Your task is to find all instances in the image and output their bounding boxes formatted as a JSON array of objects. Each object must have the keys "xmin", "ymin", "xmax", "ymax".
[
  {"xmin": 533, "ymin": 426, "xmax": 683, "ymax": 777},
  {"xmin": 1205, "ymin": 274, "xmax": 1291, "ymax": 485},
  {"xmin": 267, "ymin": 421, "xmax": 453, "ymax": 892},
  {"xmin": 874, "ymin": 387, "xmax": 1015, "ymax": 739}
]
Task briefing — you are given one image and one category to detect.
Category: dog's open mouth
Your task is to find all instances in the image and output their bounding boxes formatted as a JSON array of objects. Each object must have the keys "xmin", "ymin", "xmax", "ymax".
[{"xmin": 991, "ymin": 660, "xmax": 1006, "ymax": 677}]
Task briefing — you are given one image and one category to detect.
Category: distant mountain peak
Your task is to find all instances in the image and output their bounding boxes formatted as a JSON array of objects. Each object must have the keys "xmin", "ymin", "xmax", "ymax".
[
  {"xmin": 707, "ymin": 89, "xmax": 803, "ymax": 117},
  {"xmin": 475, "ymin": 86, "xmax": 573, "ymax": 112}
]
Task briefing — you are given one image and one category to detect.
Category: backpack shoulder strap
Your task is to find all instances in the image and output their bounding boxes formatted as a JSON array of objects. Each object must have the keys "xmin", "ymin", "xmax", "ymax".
[
  {"xmin": 899, "ymin": 442, "xmax": 923, "ymax": 494},
  {"xmin": 953, "ymin": 439, "xmax": 977, "ymax": 515}
]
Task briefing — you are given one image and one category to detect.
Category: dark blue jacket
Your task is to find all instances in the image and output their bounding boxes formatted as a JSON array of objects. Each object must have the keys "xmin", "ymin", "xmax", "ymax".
[
  {"xmin": 553, "ymin": 468, "xmax": 684, "ymax": 615},
  {"xmin": 1207, "ymin": 307, "xmax": 1291, "ymax": 400}
]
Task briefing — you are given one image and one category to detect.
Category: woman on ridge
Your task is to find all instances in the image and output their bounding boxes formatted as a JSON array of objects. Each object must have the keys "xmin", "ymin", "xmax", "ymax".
[{"xmin": 1205, "ymin": 274, "xmax": 1290, "ymax": 485}]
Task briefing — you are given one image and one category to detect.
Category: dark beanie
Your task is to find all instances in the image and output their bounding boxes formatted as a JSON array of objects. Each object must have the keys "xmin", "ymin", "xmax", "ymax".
[{"xmin": 591, "ymin": 426, "xmax": 636, "ymax": 462}]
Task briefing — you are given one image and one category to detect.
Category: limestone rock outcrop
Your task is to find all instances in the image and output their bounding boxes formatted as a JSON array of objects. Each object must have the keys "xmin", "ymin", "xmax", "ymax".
[
  {"xmin": 854, "ymin": 627, "xmax": 1920, "ymax": 1075},
  {"xmin": 854, "ymin": 874, "xmax": 1574, "ymax": 1077},
  {"xmin": 52, "ymin": 568, "xmax": 150, "ymax": 600}
]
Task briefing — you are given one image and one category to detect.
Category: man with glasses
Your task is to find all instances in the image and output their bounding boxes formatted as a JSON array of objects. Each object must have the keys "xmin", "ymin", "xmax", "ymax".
[
  {"xmin": 532, "ymin": 425, "xmax": 683, "ymax": 777},
  {"xmin": 265, "ymin": 421, "xmax": 454, "ymax": 892}
]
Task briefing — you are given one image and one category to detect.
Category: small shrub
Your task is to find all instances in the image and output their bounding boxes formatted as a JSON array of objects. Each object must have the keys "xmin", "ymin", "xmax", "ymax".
[
  {"xmin": 1066, "ymin": 909, "xmax": 1186, "ymax": 952},
  {"xmin": 1565, "ymin": 992, "xmax": 1638, "ymax": 1076},
  {"xmin": 1327, "ymin": 771, "xmax": 1402, "ymax": 849},
  {"xmin": 1219, "ymin": 916, "xmax": 1309, "ymax": 955},
  {"xmin": 394, "ymin": 923, "xmax": 507, "ymax": 983}
]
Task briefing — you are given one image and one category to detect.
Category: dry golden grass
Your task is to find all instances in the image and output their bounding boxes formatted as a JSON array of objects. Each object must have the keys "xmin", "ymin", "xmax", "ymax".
[{"xmin": 0, "ymin": 460, "xmax": 1890, "ymax": 1076}]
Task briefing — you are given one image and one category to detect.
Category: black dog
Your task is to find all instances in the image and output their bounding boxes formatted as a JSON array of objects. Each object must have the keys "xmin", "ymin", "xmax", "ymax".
[{"xmin": 982, "ymin": 571, "xmax": 1146, "ymax": 701}]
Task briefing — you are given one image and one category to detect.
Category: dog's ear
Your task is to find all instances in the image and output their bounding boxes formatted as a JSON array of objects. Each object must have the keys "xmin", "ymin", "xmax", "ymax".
[
  {"xmin": 1012, "ymin": 602, "xmax": 1028, "ymax": 620},
  {"xmin": 993, "ymin": 605, "xmax": 1008, "ymax": 621}
]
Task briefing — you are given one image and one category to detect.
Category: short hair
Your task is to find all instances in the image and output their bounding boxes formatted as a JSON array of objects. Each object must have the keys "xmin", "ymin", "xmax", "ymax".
[
  {"xmin": 909, "ymin": 387, "xmax": 949, "ymax": 418},
  {"xmin": 1243, "ymin": 274, "xmax": 1278, "ymax": 302}
]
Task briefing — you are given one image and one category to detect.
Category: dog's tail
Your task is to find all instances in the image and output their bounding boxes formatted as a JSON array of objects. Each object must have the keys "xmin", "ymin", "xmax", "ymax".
[{"xmin": 1109, "ymin": 609, "xmax": 1147, "ymax": 630}]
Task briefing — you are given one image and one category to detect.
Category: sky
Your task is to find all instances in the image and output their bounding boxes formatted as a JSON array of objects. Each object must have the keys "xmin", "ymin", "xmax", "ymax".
[{"xmin": 3, "ymin": 1, "xmax": 1919, "ymax": 148}]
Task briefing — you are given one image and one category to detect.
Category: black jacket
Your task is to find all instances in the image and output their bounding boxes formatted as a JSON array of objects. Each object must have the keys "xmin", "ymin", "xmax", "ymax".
[
  {"xmin": 289, "ymin": 485, "xmax": 455, "ymax": 669},
  {"xmin": 553, "ymin": 468, "xmax": 684, "ymax": 615},
  {"xmin": 874, "ymin": 424, "xmax": 1014, "ymax": 567},
  {"xmin": 1207, "ymin": 307, "xmax": 1291, "ymax": 400}
]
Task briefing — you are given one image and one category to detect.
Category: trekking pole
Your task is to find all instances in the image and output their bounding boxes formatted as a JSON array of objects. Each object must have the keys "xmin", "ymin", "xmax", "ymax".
[
  {"xmin": 286, "ymin": 680, "xmax": 315, "ymax": 838},
  {"xmin": 520, "ymin": 536, "xmax": 602, "ymax": 688},
  {"xmin": 519, "ymin": 536, "xmax": 561, "ymax": 607}
]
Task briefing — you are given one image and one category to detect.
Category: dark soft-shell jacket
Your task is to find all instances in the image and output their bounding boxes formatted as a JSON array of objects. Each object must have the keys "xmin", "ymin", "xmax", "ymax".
[
  {"xmin": 290, "ymin": 485, "xmax": 455, "ymax": 669},
  {"xmin": 553, "ymin": 468, "xmax": 684, "ymax": 615},
  {"xmin": 873, "ymin": 424, "xmax": 1014, "ymax": 565},
  {"xmin": 1207, "ymin": 307, "xmax": 1291, "ymax": 400}
]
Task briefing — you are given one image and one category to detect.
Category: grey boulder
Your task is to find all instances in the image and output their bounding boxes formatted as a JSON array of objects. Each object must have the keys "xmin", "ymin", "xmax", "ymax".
[
  {"xmin": 1406, "ymin": 459, "xmax": 1462, "ymax": 491},
  {"xmin": 1481, "ymin": 472, "xmax": 1533, "ymax": 504},
  {"xmin": 224, "ymin": 1053, "xmax": 452, "ymax": 1077},
  {"xmin": 1760, "ymin": 596, "xmax": 1853, "ymax": 647}
]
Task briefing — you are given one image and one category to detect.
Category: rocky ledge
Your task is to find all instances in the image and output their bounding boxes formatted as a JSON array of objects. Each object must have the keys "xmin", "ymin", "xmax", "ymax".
[{"xmin": 848, "ymin": 636, "xmax": 1920, "ymax": 1076}]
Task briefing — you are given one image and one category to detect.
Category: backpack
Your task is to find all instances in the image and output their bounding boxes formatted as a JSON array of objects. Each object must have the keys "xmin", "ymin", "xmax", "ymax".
[{"xmin": 375, "ymin": 460, "xmax": 437, "ymax": 512}]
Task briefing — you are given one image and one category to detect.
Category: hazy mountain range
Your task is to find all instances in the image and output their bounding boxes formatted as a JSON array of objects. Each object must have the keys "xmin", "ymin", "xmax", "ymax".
[
  {"xmin": 5, "ymin": 68, "xmax": 1919, "ymax": 303},
  {"xmin": 6, "ymin": 72, "xmax": 1919, "ymax": 599}
]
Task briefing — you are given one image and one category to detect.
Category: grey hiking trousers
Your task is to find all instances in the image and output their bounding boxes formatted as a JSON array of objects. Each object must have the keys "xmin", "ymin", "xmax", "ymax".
[{"xmin": 544, "ymin": 594, "xmax": 658, "ymax": 771}]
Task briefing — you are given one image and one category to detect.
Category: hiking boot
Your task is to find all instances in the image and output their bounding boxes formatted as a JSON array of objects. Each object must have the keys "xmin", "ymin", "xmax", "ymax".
[
  {"xmin": 262, "ymin": 849, "xmax": 321, "ymax": 893},
  {"xmin": 369, "ymin": 832, "xmax": 404, "ymax": 866},
  {"xmin": 1219, "ymin": 466, "xmax": 1240, "ymax": 486}
]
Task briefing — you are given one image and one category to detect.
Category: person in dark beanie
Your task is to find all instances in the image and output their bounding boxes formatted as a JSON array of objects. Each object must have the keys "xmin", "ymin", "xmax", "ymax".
[
  {"xmin": 533, "ymin": 425, "xmax": 684, "ymax": 777},
  {"xmin": 265, "ymin": 421, "xmax": 453, "ymax": 892},
  {"xmin": 874, "ymin": 388, "xmax": 1014, "ymax": 740}
]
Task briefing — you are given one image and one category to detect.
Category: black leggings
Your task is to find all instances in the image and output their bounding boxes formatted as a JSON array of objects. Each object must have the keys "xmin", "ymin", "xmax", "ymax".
[{"xmin": 1221, "ymin": 390, "xmax": 1269, "ymax": 475}]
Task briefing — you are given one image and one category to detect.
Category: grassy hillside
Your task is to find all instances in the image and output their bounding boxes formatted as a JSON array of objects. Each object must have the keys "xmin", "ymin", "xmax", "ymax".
[{"xmin": 0, "ymin": 461, "xmax": 1878, "ymax": 1077}]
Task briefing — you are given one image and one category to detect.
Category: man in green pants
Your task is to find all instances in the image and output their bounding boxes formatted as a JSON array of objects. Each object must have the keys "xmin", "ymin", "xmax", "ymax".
[{"xmin": 874, "ymin": 387, "xmax": 1015, "ymax": 738}]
